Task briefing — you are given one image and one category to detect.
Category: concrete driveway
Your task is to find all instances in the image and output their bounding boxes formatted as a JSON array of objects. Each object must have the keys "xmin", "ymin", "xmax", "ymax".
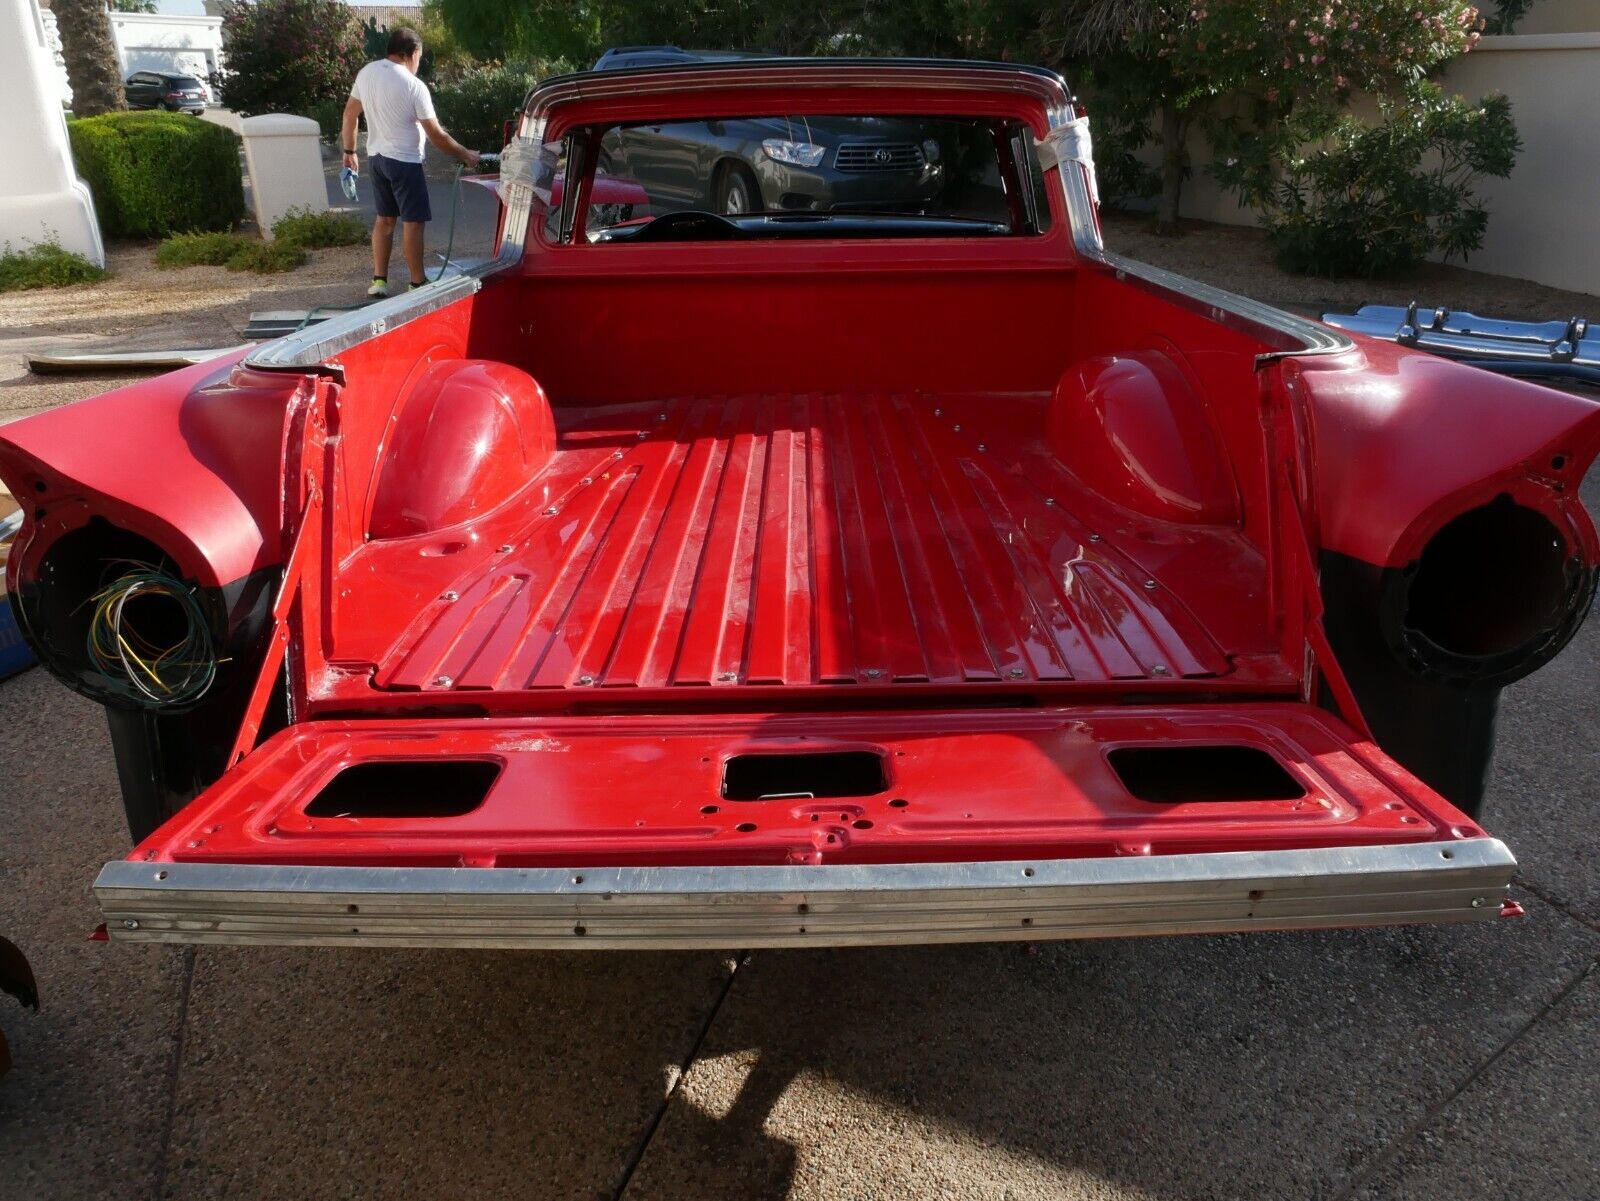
[{"xmin": 0, "ymin": 466, "xmax": 1594, "ymax": 1199}]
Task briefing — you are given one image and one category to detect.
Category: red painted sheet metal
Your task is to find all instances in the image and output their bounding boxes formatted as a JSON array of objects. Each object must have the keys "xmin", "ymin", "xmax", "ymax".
[
  {"xmin": 126, "ymin": 703, "xmax": 1489, "ymax": 870},
  {"xmin": 0, "ymin": 355, "xmax": 302, "ymax": 588},
  {"xmin": 372, "ymin": 395, "xmax": 1231, "ymax": 694},
  {"xmin": 1287, "ymin": 338, "xmax": 1600, "ymax": 569}
]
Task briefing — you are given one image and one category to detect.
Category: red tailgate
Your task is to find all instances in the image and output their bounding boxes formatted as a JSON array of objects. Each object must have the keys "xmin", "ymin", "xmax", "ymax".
[
  {"xmin": 100, "ymin": 702, "xmax": 1517, "ymax": 948},
  {"xmin": 126, "ymin": 703, "xmax": 1492, "ymax": 869}
]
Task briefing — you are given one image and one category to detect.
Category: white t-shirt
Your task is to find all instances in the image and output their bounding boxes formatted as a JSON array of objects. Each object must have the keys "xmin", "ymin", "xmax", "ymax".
[{"xmin": 350, "ymin": 59, "xmax": 435, "ymax": 164}]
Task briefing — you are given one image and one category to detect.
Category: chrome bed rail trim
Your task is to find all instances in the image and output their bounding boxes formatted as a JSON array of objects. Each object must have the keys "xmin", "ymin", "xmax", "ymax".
[
  {"xmin": 1045, "ymin": 116, "xmax": 1352, "ymax": 363},
  {"xmin": 96, "ymin": 838, "xmax": 1516, "ymax": 950},
  {"xmin": 243, "ymin": 272, "xmax": 484, "ymax": 371},
  {"xmin": 1099, "ymin": 253, "xmax": 1355, "ymax": 361}
]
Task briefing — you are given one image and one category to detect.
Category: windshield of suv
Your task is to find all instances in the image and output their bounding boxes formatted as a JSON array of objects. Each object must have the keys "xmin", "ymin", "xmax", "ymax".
[{"xmin": 547, "ymin": 114, "xmax": 1053, "ymax": 243}]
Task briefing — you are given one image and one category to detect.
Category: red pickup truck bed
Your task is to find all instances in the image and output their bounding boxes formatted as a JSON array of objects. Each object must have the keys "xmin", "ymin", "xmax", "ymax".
[{"xmin": 368, "ymin": 392, "xmax": 1268, "ymax": 699}]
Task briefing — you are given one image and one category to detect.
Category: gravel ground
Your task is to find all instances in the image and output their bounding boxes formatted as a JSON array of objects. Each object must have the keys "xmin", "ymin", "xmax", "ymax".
[
  {"xmin": 0, "ymin": 218, "xmax": 1596, "ymax": 1201},
  {"xmin": 0, "ymin": 143, "xmax": 499, "ymax": 425},
  {"xmin": 1102, "ymin": 211, "xmax": 1600, "ymax": 320}
]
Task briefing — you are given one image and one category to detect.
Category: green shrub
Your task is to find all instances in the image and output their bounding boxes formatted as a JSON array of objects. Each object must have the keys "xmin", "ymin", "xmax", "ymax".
[
  {"xmin": 430, "ymin": 62, "xmax": 547, "ymax": 155},
  {"xmin": 306, "ymin": 96, "xmax": 346, "ymax": 143},
  {"xmin": 155, "ymin": 230, "xmax": 247, "ymax": 268},
  {"xmin": 226, "ymin": 239, "xmax": 308, "ymax": 273},
  {"xmin": 218, "ymin": 0, "xmax": 365, "ymax": 117},
  {"xmin": 1224, "ymin": 88, "xmax": 1521, "ymax": 279},
  {"xmin": 271, "ymin": 206, "xmax": 365, "ymax": 248},
  {"xmin": 0, "ymin": 241, "xmax": 107, "ymax": 292},
  {"xmin": 69, "ymin": 112, "xmax": 245, "ymax": 239},
  {"xmin": 155, "ymin": 230, "xmax": 307, "ymax": 273}
]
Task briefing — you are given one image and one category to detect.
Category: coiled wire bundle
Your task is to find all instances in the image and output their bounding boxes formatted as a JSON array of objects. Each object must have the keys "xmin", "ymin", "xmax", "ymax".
[{"xmin": 83, "ymin": 565, "xmax": 218, "ymax": 707}]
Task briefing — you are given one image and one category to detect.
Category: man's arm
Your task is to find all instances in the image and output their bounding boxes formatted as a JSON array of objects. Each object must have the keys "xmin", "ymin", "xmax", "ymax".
[
  {"xmin": 420, "ymin": 118, "xmax": 480, "ymax": 167},
  {"xmin": 340, "ymin": 98, "xmax": 362, "ymax": 172}
]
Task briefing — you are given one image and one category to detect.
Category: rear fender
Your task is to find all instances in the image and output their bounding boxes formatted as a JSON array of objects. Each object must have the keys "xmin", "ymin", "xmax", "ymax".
[
  {"xmin": 1286, "ymin": 339, "xmax": 1600, "ymax": 573},
  {"xmin": 1287, "ymin": 339, "xmax": 1600, "ymax": 812},
  {"xmin": 0, "ymin": 355, "xmax": 311, "ymax": 592},
  {"xmin": 0, "ymin": 358, "xmax": 312, "ymax": 836}
]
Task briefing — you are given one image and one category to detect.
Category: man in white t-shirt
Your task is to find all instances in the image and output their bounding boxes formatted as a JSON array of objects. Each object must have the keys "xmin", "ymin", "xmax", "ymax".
[{"xmin": 340, "ymin": 28, "xmax": 479, "ymax": 297}]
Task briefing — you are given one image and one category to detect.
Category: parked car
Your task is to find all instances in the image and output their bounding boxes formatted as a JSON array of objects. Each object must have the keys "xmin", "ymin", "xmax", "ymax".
[
  {"xmin": 123, "ymin": 71, "xmax": 207, "ymax": 115},
  {"xmin": 592, "ymin": 47, "xmax": 995, "ymax": 216},
  {"xmin": 0, "ymin": 59, "xmax": 1595, "ymax": 952}
]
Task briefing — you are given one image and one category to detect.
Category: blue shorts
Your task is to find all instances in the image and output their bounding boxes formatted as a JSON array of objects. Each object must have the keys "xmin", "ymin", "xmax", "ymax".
[{"xmin": 370, "ymin": 154, "xmax": 431, "ymax": 223}]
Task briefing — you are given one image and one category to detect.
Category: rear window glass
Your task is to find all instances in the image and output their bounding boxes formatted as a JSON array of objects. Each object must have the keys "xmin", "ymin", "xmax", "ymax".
[
  {"xmin": 170, "ymin": 77, "xmax": 203, "ymax": 89},
  {"xmin": 545, "ymin": 114, "xmax": 1054, "ymax": 243}
]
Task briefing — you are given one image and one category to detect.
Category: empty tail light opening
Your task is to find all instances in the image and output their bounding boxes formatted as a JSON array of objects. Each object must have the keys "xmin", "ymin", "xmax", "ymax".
[
  {"xmin": 722, "ymin": 751, "xmax": 888, "ymax": 802},
  {"xmin": 302, "ymin": 759, "xmax": 502, "ymax": 818},
  {"xmin": 1107, "ymin": 745, "xmax": 1306, "ymax": 804}
]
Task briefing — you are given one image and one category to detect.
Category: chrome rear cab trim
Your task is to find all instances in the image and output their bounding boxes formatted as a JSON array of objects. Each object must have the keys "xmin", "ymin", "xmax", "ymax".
[{"xmin": 95, "ymin": 838, "xmax": 1517, "ymax": 950}]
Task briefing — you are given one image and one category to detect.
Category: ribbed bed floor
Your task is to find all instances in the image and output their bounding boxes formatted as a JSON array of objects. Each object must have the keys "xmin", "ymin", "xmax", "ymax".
[{"xmin": 376, "ymin": 394, "xmax": 1231, "ymax": 693}]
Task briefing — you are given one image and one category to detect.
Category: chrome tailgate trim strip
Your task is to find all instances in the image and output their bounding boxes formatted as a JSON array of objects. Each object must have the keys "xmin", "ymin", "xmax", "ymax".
[{"xmin": 96, "ymin": 838, "xmax": 1517, "ymax": 950}]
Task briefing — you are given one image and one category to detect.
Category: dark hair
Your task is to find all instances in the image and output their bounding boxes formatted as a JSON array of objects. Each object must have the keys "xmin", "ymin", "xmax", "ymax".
[{"xmin": 386, "ymin": 27, "xmax": 422, "ymax": 58}]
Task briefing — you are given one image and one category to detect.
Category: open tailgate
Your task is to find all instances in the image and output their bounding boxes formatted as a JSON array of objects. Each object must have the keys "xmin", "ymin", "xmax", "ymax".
[{"xmin": 97, "ymin": 702, "xmax": 1518, "ymax": 948}]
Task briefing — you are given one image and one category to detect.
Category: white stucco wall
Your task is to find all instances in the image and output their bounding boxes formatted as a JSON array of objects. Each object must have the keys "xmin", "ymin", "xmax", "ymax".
[
  {"xmin": 1433, "ymin": 34, "xmax": 1600, "ymax": 294},
  {"xmin": 1499, "ymin": 0, "xmax": 1600, "ymax": 35},
  {"xmin": 0, "ymin": 0, "xmax": 104, "ymax": 264}
]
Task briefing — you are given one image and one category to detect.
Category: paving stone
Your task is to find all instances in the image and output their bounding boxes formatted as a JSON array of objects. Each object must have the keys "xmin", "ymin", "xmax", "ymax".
[{"xmin": 161, "ymin": 947, "xmax": 733, "ymax": 1201}]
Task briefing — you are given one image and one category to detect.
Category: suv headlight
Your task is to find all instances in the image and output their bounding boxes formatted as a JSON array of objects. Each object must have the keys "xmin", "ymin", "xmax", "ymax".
[
  {"xmin": 922, "ymin": 138, "xmax": 942, "ymax": 163},
  {"xmin": 761, "ymin": 139, "xmax": 827, "ymax": 168}
]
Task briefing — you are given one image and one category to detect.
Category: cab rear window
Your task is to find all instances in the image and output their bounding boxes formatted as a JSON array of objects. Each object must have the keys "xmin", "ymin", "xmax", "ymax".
[{"xmin": 542, "ymin": 114, "xmax": 1054, "ymax": 243}]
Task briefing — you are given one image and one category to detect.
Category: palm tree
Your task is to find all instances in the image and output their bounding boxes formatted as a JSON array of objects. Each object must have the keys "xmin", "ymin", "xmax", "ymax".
[{"xmin": 53, "ymin": 0, "xmax": 128, "ymax": 116}]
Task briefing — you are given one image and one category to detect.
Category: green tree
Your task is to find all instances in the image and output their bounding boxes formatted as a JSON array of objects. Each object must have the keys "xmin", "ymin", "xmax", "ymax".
[
  {"xmin": 53, "ymin": 0, "xmax": 127, "ymax": 116},
  {"xmin": 1038, "ymin": 0, "xmax": 1487, "ymax": 233},
  {"xmin": 430, "ymin": 0, "xmax": 607, "ymax": 64},
  {"xmin": 218, "ymin": 0, "xmax": 366, "ymax": 117}
]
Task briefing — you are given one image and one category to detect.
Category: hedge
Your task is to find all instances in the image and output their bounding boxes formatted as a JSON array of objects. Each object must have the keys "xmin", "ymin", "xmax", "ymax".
[
  {"xmin": 430, "ymin": 63, "xmax": 542, "ymax": 157},
  {"xmin": 68, "ymin": 112, "xmax": 246, "ymax": 239}
]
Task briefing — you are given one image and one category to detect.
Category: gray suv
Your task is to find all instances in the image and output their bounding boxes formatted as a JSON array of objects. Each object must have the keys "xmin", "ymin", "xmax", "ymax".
[{"xmin": 592, "ymin": 48, "xmax": 987, "ymax": 217}]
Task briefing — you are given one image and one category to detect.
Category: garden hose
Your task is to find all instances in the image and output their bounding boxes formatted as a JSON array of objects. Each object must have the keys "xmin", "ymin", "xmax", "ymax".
[
  {"xmin": 338, "ymin": 152, "xmax": 498, "ymax": 288},
  {"xmin": 429, "ymin": 152, "xmax": 498, "ymax": 284}
]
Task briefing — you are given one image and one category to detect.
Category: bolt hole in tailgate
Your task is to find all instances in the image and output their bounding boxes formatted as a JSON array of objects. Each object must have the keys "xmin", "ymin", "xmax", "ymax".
[{"xmin": 99, "ymin": 702, "xmax": 1517, "ymax": 948}]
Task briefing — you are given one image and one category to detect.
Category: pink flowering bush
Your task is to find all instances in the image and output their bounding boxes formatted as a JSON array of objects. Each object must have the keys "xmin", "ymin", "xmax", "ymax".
[
  {"xmin": 218, "ymin": 0, "xmax": 366, "ymax": 118},
  {"xmin": 1151, "ymin": 0, "xmax": 1483, "ymax": 103}
]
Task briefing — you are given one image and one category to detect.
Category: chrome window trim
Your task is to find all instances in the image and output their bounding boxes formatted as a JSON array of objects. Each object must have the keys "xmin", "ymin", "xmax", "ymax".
[{"xmin": 96, "ymin": 838, "xmax": 1516, "ymax": 950}]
